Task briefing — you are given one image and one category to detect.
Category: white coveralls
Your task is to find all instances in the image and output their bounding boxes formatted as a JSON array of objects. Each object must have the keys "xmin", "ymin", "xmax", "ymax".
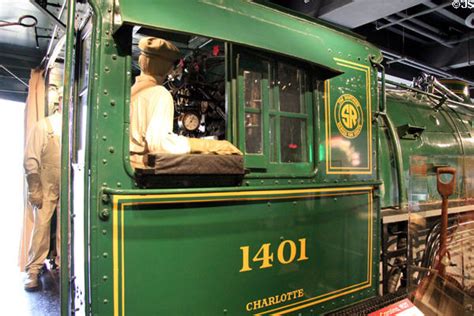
[
  {"xmin": 129, "ymin": 74, "xmax": 190, "ymax": 168},
  {"xmin": 24, "ymin": 112, "xmax": 61, "ymax": 275}
]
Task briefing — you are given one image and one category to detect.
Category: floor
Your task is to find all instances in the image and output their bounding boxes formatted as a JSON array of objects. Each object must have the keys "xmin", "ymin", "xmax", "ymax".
[
  {"xmin": 1, "ymin": 267, "xmax": 60, "ymax": 316},
  {"xmin": 0, "ymin": 100, "xmax": 60, "ymax": 315}
]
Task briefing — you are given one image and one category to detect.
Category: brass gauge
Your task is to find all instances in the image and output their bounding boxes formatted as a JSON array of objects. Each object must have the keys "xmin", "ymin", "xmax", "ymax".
[{"xmin": 182, "ymin": 112, "xmax": 200, "ymax": 131}]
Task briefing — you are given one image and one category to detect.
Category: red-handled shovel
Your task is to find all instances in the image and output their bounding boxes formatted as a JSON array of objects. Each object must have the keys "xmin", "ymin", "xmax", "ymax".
[{"xmin": 436, "ymin": 167, "xmax": 456, "ymax": 277}]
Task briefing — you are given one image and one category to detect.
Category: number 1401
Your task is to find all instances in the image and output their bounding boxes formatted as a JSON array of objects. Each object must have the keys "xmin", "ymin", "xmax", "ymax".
[{"xmin": 239, "ymin": 238, "xmax": 309, "ymax": 272}]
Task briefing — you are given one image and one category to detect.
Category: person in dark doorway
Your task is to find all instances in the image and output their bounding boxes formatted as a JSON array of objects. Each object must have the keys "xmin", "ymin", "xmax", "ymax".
[
  {"xmin": 129, "ymin": 37, "xmax": 241, "ymax": 169},
  {"xmin": 23, "ymin": 88, "xmax": 62, "ymax": 291}
]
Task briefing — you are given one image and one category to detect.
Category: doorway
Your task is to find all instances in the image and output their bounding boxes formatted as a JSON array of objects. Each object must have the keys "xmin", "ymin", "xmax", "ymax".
[{"xmin": 0, "ymin": 99, "xmax": 59, "ymax": 315}]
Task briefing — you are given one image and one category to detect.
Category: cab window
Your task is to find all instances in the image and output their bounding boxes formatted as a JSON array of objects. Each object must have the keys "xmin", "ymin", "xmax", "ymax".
[
  {"xmin": 237, "ymin": 50, "xmax": 315, "ymax": 174},
  {"xmin": 130, "ymin": 29, "xmax": 229, "ymax": 141},
  {"xmin": 128, "ymin": 28, "xmax": 245, "ymax": 188}
]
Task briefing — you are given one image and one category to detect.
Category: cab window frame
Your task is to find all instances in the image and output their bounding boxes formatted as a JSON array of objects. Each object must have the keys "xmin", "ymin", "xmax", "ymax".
[
  {"xmin": 235, "ymin": 46, "xmax": 316, "ymax": 176},
  {"xmin": 72, "ymin": 17, "xmax": 93, "ymax": 164}
]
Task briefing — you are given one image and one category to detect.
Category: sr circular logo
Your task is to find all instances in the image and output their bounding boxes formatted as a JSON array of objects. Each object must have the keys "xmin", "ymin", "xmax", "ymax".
[{"xmin": 334, "ymin": 94, "xmax": 364, "ymax": 139}]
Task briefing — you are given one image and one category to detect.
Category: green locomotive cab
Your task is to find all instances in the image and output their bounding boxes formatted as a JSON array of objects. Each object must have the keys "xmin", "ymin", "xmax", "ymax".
[{"xmin": 60, "ymin": 0, "xmax": 473, "ymax": 315}]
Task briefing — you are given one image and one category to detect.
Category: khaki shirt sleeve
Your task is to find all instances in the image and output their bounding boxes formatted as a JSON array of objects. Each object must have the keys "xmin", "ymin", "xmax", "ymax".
[
  {"xmin": 145, "ymin": 86, "xmax": 190, "ymax": 154},
  {"xmin": 24, "ymin": 121, "xmax": 45, "ymax": 175},
  {"xmin": 145, "ymin": 86, "xmax": 174, "ymax": 153}
]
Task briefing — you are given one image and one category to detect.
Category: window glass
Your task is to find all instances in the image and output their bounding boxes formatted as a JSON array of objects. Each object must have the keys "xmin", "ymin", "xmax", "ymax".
[
  {"xmin": 270, "ymin": 115, "xmax": 277, "ymax": 162},
  {"xmin": 245, "ymin": 113, "xmax": 262, "ymax": 154},
  {"xmin": 244, "ymin": 70, "xmax": 262, "ymax": 109},
  {"xmin": 240, "ymin": 58, "xmax": 269, "ymax": 161},
  {"xmin": 244, "ymin": 70, "xmax": 263, "ymax": 154},
  {"xmin": 278, "ymin": 63, "xmax": 304, "ymax": 113},
  {"xmin": 280, "ymin": 117, "xmax": 307, "ymax": 163}
]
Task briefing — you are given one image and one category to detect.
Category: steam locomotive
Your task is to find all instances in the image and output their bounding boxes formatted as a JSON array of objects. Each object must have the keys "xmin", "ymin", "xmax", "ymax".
[{"xmin": 58, "ymin": 0, "xmax": 474, "ymax": 314}]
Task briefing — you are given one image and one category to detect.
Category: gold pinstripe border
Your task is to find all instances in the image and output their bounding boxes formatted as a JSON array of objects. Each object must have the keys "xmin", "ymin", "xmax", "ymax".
[
  {"xmin": 259, "ymin": 191, "xmax": 373, "ymax": 315},
  {"xmin": 112, "ymin": 187, "xmax": 374, "ymax": 315},
  {"xmin": 325, "ymin": 58, "xmax": 373, "ymax": 174}
]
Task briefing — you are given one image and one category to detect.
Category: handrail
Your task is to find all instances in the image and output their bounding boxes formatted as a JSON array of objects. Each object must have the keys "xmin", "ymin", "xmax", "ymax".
[
  {"xmin": 379, "ymin": 112, "xmax": 407, "ymax": 209},
  {"xmin": 371, "ymin": 57, "xmax": 385, "ymax": 113},
  {"xmin": 122, "ymin": 53, "xmax": 135, "ymax": 178},
  {"xmin": 60, "ymin": 0, "xmax": 75, "ymax": 314},
  {"xmin": 372, "ymin": 58, "xmax": 406, "ymax": 209}
]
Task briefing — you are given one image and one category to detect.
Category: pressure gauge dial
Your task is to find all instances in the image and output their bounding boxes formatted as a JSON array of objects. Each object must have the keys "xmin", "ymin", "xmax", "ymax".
[{"xmin": 182, "ymin": 112, "xmax": 200, "ymax": 131}]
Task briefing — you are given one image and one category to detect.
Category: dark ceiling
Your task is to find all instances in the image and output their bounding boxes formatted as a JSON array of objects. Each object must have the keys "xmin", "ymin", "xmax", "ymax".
[{"xmin": 268, "ymin": 0, "xmax": 474, "ymax": 97}]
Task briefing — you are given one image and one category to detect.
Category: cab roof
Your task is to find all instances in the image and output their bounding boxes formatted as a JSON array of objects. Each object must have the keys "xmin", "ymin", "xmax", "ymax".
[{"xmin": 114, "ymin": 0, "xmax": 382, "ymax": 77}]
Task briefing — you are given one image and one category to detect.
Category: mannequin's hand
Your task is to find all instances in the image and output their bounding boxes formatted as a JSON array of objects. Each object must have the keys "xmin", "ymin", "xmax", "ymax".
[
  {"xmin": 27, "ymin": 173, "xmax": 43, "ymax": 209},
  {"xmin": 188, "ymin": 138, "xmax": 242, "ymax": 155}
]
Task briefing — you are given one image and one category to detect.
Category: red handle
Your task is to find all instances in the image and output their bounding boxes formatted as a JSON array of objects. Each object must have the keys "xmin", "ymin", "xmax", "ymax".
[{"xmin": 436, "ymin": 167, "xmax": 456, "ymax": 198}]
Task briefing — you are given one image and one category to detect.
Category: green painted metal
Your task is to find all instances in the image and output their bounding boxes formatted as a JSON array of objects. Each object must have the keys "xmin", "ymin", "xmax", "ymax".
[
  {"xmin": 102, "ymin": 181, "xmax": 383, "ymax": 197},
  {"xmin": 62, "ymin": 0, "xmax": 474, "ymax": 313},
  {"xmin": 378, "ymin": 87, "xmax": 474, "ymax": 208},
  {"xmin": 70, "ymin": 3, "xmax": 101, "ymax": 312},
  {"xmin": 235, "ymin": 48, "xmax": 315, "ymax": 175},
  {"xmin": 109, "ymin": 188, "xmax": 377, "ymax": 315},
  {"xmin": 379, "ymin": 112, "xmax": 406, "ymax": 208},
  {"xmin": 115, "ymin": 0, "xmax": 382, "ymax": 75},
  {"xmin": 370, "ymin": 58, "xmax": 384, "ymax": 209},
  {"xmin": 68, "ymin": 0, "xmax": 387, "ymax": 314},
  {"xmin": 322, "ymin": 58, "xmax": 377, "ymax": 181},
  {"xmin": 371, "ymin": 58, "xmax": 386, "ymax": 113},
  {"xmin": 60, "ymin": 0, "xmax": 76, "ymax": 314}
]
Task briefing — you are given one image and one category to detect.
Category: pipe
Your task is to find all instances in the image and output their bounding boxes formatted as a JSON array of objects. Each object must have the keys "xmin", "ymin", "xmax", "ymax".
[
  {"xmin": 386, "ymin": 26, "xmax": 430, "ymax": 45},
  {"xmin": 433, "ymin": 78, "xmax": 465, "ymax": 102},
  {"xmin": 43, "ymin": 0, "xmax": 67, "ymax": 67},
  {"xmin": 46, "ymin": 35, "xmax": 66, "ymax": 70},
  {"xmin": 371, "ymin": 57, "xmax": 386, "ymax": 113},
  {"xmin": 383, "ymin": 17, "xmax": 453, "ymax": 48},
  {"xmin": 376, "ymin": 2, "xmax": 451, "ymax": 31},
  {"xmin": 395, "ymin": 12, "xmax": 443, "ymax": 35},
  {"xmin": 383, "ymin": 51, "xmax": 446, "ymax": 78},
  {"xmin": 424, "ymin": 1, "xmax": 466, "ymax": 26},
  {"xmin": 0, "ymin": 89, "xmax": 28, "ymax": 94},
  {"xmin": 30, "ymin": 0, "xmax": 66, "ymax": 30},
  {"xmin": 466, "ymin": 13, "xmax": 474, "ymax": 28},
  {"xmin": 385, "ymin": 78, "xmax": 474, "ymax": 110},
  {"xmin": 386, "ymin": 57, "xmax": 406, "ymax": 66},
  {"xmin": 0, "ymin": 64, "xmax": 29, "ymax": 87},
  {"xmin": 381, "ymin": 49, "xmax": 474, "ymax": 87},
  {"xmin": 446, "ymin": 33, "xmax": 474, "ymax": 45},
  {"xmin": 384, "ymin": 54, "xmax": 450, "ymax": 78},
  {"xmin": 60, "ymin": 0, "xmax": 75, "ymax": 314}
]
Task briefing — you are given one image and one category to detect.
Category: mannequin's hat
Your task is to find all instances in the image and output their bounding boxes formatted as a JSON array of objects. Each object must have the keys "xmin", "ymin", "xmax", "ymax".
[{"xmin": 138, "ymin": 37, "xmax": 180, "ymax": 62}]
